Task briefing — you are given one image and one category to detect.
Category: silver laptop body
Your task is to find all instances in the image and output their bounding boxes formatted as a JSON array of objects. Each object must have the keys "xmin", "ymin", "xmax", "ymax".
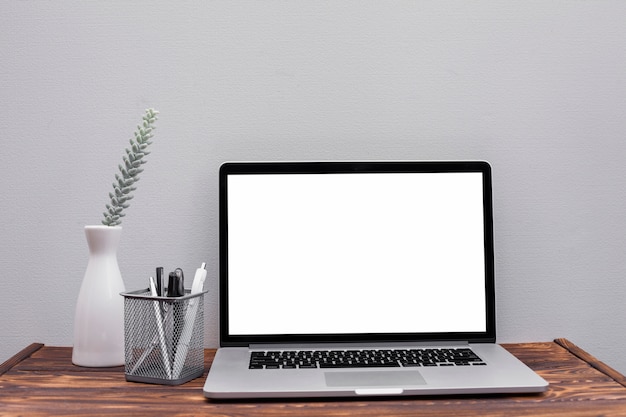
[{"xmin": 203, "ymin": 161, "xmax": 548, "ymax": 399}]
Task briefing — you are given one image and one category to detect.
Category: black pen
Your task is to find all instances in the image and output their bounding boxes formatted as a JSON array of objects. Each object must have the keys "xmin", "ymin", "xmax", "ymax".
[
  {"xmin": 167, "ymin": 268, "xmax": 185, "ymax": 297},
  {"xmin": 156, "ymin": 267, "xmax": 165, "ymax": 297}
]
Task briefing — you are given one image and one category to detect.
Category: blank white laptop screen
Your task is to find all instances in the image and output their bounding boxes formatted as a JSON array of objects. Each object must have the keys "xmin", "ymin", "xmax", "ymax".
[{"xmin": 226, "ymin": 171, "xmax": 487, "ymax": 337}]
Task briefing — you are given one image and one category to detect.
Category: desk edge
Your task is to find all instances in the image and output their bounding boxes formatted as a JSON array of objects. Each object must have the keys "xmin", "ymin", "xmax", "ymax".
[
  {"xmin": 0, "ymin": 342, "xmax": 44, "ymax": 376},
  {"xmin": 554, "ymin": 338, "xmax": 626, "ymax": 388}
]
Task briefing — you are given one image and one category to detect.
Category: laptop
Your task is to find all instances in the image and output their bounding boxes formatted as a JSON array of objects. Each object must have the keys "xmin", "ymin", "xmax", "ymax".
[{"xmin": 203, "ymin": 161, "xmax": 548, "ymax": 399}]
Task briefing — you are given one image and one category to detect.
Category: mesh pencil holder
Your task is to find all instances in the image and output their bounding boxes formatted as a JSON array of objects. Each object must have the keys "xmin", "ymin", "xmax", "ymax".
[{"xmin": 121, "ymin": 288, "xmax": 207, "ymax": 385}]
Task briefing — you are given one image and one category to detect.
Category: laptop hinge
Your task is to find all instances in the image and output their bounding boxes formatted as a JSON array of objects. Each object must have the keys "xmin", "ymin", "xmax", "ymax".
[{"xmin": 248, "ymin": 341, "xmax": 470, "ymax": 350}]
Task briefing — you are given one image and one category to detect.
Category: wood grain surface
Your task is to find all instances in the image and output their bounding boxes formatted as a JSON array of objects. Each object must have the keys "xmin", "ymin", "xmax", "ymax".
[{"xmin": 1, "ymin": 340, "xmax": 626, "ymax": 416}]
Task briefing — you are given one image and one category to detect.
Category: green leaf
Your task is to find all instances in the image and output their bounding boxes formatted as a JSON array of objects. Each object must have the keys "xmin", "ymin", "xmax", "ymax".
[{"xmin": 101, "ymin": 108, "xmax": 158, "ymax": 226}]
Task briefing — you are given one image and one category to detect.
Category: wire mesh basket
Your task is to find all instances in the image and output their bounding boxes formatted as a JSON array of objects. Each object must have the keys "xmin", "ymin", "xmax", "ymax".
[{"xmin": 121, "ymin": 288, "xmax": 207, "ymax": 385}]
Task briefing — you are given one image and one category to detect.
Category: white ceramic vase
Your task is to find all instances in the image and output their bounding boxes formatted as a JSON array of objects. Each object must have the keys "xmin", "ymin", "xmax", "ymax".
[{"xmin": 72, "ymin": 225, "xmax": 126, "ymax": 367}]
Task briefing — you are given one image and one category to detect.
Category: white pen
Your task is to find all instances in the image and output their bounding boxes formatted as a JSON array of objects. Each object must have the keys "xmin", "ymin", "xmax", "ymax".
[
  {"xmin": 149, "ymin": 276, "xmax": 172, "ymax": 379},
  {"xmin": 172, "ymin": 262, "xmax": 206, "ymax": 379},
  {"xmin": 190, "ymin": 262, "xmax": 207, "ymax": 304}
]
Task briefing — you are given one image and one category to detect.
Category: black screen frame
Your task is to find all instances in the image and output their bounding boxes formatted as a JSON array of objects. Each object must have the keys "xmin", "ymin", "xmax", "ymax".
[{"xmin": 219, "ymin": 161, "xmax": 496, "ymax": 346}]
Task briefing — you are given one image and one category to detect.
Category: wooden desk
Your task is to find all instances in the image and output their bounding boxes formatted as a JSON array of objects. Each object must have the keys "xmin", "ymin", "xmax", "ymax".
[{"xmin": 2, "ymin": 339, "xmax": 626, "ymax": 416}]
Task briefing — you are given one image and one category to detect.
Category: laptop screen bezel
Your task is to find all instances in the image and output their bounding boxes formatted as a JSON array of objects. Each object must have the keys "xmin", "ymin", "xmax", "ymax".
[{"xmin": 218, "ymin": 161, "xmax": 496, "ymax": 346}]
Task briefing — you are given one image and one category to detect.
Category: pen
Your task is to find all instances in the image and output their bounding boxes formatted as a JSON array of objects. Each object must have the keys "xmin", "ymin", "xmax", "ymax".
[
  {"xmin": 149, "ymin": 276, "xmax": 172, "ymax": 379},
  {"xmin": 191, "ymin": 262, "xmax": 207, "ymax": 298},
  {"xmin": 167, "ymin": 268, "xmax": 185, "ymax": 372},
  {"xmin": 172, "ymin": 262, "xmax": 207, "ymax": 379},
  {"xmin": 167, "ymin": 268, "xmax": 185, "ymax": 297},
  {"xmin": 156, "ymin": 267, "xmax": 165, "ymax": 297}
]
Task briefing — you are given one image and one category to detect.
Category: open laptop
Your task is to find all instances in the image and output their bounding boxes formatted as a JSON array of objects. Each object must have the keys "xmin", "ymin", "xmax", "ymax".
[{"xmin": 203, "ymin": 161, "xmax": 548, "ymax": 399}]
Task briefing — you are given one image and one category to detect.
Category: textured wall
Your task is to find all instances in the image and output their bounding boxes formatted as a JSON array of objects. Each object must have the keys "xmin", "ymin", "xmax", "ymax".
[{"xmin": 1, "ymin": 1, "xmax": 625, "ymax": 373}]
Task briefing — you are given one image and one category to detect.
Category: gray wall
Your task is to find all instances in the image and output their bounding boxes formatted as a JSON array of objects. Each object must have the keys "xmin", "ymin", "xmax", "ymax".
[{"xmin": 2, "ymin": 1, "xmax": 625, "ymax": 373}]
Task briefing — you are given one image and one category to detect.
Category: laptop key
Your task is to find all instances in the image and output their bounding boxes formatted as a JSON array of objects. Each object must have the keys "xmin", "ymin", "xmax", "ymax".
[{"xmin": 319, "ymin": 361, "xmax": 401, "ymax": 368}]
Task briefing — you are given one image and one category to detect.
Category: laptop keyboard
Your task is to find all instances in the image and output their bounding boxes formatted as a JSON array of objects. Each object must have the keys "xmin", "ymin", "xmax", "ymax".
[{"xmin": 249, "ymin": 348, "xmax": 486, "ymax": 369}]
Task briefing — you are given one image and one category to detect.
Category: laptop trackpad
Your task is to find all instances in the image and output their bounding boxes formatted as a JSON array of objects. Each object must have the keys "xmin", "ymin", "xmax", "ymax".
[{"xmin": 325, "ymin": 370, "xmax": 426, "ymax": 387}]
